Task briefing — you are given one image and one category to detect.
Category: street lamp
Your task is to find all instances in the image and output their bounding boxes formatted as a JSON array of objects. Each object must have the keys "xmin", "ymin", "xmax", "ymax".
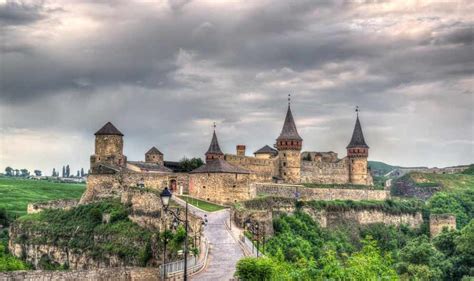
[
  {"xmin": 244, "ymin": 219, "xmax": 265, "ymax": 258},
  {"xmin": 159, "ymin": 187, "xmax": 190, "ymax": 281}
]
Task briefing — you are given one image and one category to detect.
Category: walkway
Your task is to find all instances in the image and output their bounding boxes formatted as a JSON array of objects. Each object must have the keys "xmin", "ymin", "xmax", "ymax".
[{"xmin": 172, "ymin": 198, "xmax": 244, "ymax": 281}]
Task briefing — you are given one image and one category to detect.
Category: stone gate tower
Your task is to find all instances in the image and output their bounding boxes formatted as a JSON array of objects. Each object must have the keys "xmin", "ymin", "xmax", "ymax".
[
  {"xmin": 276, "ymin": 97, "xmax": 302, "ymax": 183},
  {"xmin": 90, "ymin": 122, "xmax": 126, "ymax": 172},
  {"xmin": 347, "ymin": 108, "xmax": 370, "ymax": 185}
]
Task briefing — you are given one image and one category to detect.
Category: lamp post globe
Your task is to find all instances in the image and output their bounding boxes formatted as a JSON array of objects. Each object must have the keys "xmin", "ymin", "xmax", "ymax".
[{"xmin": 160, "ymin": 187, "xmax": 172, "ymax": 209}]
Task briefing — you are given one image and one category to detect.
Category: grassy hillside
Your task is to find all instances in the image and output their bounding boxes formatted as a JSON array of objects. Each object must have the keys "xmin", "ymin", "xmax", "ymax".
[
  {"xmin": 0, "ymin": 177, "xmax": 85, "ymax": 217},
  {"xmin": 407, "ymin": 172, "xmax": 474, "ymax": 191}
]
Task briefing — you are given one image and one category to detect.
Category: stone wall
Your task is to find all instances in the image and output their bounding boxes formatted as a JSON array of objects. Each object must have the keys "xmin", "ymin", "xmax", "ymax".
[
  {"xmin": 255, "ymin": 183, "xmax": 389, "ymax": 201},
  {"xmin": 120, "ymin": 188, "xmax": 203, "ymax": 233},
  {"xmin": 233, "ymin": 205, "xmax": 423, "ymax": 231},
  {"xmin": 349, "ymin": 157, "xmax": 372, "ymax": 185},
  {"xmin": 189, "ymin": 173, "xmax": 256, "ymax": 205},
  {"xmin": 430, "ymin": 214, "xmax": 456, "ymax": 237},
  {"xmin": 224, "ymin": 154, "xmax": 278, "ymax": 182},
  {"xmin": 0, "ymin": 267, "xmax": 162, "ymax": 281},
  {"xmin": 301, "ymin": 159, "xmax": 350, "ymax": 184},
  {"xmin": 27, "ymin": 199, "xmax": 79, "ymax": 214},
  {"xmin": 81, "ymin": 172, "xmax": 172, "ymax": 204},
  {"xmin": 279, "ymin": 150, "xmax": 301, "ymax": 183}
]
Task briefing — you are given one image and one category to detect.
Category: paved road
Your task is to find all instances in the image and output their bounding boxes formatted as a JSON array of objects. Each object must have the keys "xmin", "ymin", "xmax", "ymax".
[
  {"xmin": 171, "ymin": 198, "xmax": 244, "ymax": 281},
  {"xmin": 191, "ymin": 209, "xmax": 244, "ymax": 281}
]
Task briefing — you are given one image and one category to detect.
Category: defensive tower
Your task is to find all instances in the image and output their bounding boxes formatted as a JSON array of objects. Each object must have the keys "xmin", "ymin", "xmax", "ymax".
[
  {"xmin": 90, "ymin": 122, "xmax": 126, "ymax": 171},
  {"xmin": 347, "ymin": 107, "xmax": 370, "ymax": 185},
  {"xmin": 145, "ymin": 147, "xmax": 164, "ymax": 165},
  {"xmin": 276, "ymin": 95, "xmax": 302, "ymax": 183}
]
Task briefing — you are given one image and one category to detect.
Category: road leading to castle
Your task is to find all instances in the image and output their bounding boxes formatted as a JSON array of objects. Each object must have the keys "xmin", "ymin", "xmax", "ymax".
[{"xmin": 172, "ymin": 198, "xmax": 244, "ymax": 281}]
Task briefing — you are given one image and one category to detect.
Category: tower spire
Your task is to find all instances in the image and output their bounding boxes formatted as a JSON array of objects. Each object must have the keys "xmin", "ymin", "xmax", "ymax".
[
  {"xmin": 347, "ymin": 107, "xmax": 368, "ymax": 149},
  {"xmin": 206, "ymin": 122, "xmax": 224, "ymax": 161}
]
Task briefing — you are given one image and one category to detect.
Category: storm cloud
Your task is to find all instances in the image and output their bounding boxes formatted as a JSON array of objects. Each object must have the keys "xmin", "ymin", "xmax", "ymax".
[{"xmin": 0, "ymin": 0, "xmax": 473, "ymax": 173}]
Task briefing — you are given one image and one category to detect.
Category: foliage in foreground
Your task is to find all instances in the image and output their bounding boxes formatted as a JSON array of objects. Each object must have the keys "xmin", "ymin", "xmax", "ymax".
[{"xmin": 236, "ymin": 211, "xmax": 474, "ymax": 281}]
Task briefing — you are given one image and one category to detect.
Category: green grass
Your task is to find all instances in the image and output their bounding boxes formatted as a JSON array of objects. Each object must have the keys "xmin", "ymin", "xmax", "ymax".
[
  {"xmin": 178, "ymin": 195, "xmax": 226, "ymax": 212},
  {"xmin": 0, "ymin": 177, "xmax": 85, "ymax": 217},
  {"xmin": 408, "ymin": 172, "xmax": 474, "ymax": 191}
]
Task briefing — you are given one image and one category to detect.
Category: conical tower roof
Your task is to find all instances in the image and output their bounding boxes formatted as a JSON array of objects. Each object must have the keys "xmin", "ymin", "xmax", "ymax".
[
  {"xmin": 95, "ymin": 122, "xmax": 123, "ymax": 136},
  {"xmin": 206, "ymin": 130, "xmax": 223, "ymax": 155},
  {"xmin": 347, "ymin": 115, "xmax": 369, "ymax": 148},
  {"xmin": 277, "ymin": 105, "xmax": 302, "ymax": 141}
]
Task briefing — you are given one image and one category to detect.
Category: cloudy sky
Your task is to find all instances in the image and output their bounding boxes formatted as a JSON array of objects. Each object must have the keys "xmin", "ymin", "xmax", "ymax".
[{"xmin": 0, "ymin": 0, "xmax": 473, "ymax": 174}]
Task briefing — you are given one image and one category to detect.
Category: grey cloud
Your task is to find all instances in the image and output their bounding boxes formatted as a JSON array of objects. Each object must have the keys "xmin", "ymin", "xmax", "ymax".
[
  {"xmin": 0, "ymin": 0, "xmax": 473, "ymax": 171},
  {"xmin": 0, "ymin": 1, "xmax": 45, "ymax": 26}
]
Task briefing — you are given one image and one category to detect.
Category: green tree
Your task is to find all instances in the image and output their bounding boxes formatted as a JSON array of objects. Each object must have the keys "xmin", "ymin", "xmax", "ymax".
[
  {"xmin": 345, "ymin": 237, "xmax": 398, "ymax": 280},
  {"xmin": 4, "ymin": 167, "xmax": 13, "ymax": 177},
  {"xmin": 34, "ymin": 170, "xmax": 42, "ymax": 176},
  {"xmin": 20, "ymin": 169, "xmax": 29, "ymax": 177}
]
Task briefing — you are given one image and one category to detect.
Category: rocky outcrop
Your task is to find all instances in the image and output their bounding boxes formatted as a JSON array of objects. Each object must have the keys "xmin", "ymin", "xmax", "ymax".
[
  {"xmin": 8, "ymin": 222, "xmax": 128, "ymax": 270},
  {"xmin": 393, "ymin": 177, "xmax": 440, "ymax": 200},
  {"xmin": 27, "ymin": 199, "xmax": 79, "ymax": 214},
  {"xmin": 0, "ymin": 267, "xmax": 162, "ymax": 281}
]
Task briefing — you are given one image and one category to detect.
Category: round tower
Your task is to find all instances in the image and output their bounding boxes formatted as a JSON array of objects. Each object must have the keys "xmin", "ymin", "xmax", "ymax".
[
  {"xmin": 276, "ymin": 96, "xmax": 302, "ymax": 183},
  {"xmin": 347, "ymin": 107, "xmax": 370, "ymax": 185},
  {"xmin": 90, "ymin": 122, "xmax": 126, "ymax": 170}
]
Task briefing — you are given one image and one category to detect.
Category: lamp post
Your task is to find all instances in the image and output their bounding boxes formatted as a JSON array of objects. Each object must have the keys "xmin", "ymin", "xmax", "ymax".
[
  {"xmin": 160, "ymin": 187, "xmax": 190, "ymax": 281},
  {"xmin": 244, "ymin": 219, "xmax": 265, "ymax": 258}
]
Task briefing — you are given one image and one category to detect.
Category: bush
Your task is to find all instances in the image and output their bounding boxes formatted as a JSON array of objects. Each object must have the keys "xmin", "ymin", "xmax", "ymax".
[{"xmin": 236, "ymin": 257, "xmax": 276, "ymax": 281}]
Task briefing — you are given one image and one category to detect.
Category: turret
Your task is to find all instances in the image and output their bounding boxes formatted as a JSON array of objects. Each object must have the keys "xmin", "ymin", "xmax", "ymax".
[
  {"xmin": 276, "ymin": 95, "xmax": 302, "ymax": 183},
  {"xmin": 90, "ymin": 122, "xmax": 127, "ymax": 171},
  {"xmin": 145, "ymin": 147, "xmax": 164, "ymax": 165},
  {"xmin": 347, "ymin": 107, "xmax": 370, "ymax": 185},
  {"xmin": 205, "ymin": 124, "xmax": 224, "ymax": 162}
]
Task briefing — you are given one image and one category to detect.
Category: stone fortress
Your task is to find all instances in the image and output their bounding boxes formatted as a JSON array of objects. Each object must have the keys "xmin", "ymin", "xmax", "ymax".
[{"xmin": 84, "ymin": 98, "xmax": 374, "ymax": 206}]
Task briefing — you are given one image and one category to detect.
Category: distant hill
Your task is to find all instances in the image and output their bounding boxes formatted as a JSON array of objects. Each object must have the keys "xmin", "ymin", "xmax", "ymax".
[
  {"xmin": 461, "ymin": 164, "xmax": 474, "ymax": 175},
  {"xmin": 368, "ymin": 161, "xmax": 399, "ymax": 176}
]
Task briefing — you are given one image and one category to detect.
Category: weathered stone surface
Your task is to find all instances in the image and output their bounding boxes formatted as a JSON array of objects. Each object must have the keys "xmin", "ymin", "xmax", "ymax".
[
  {"xmin": 430, "ymin": 214, "xmax": 456, "ymax": 237},
  {"xmin": 234, "ymin": 207, "xmax": 423, "ymax": 230},
  {"xmin": 255, "ymin": 183, "xmax": 389, "ymax": 201},
  {"xmin": 27, "ymin": 199, "xmax": 79, "ymax": 214},
  {"xmin": 225, "ymin": 154, "xmax": 278, "ymax": 182},
  {"xmin": 0, "ymin": 267, "xmax": 162, "ymax": 281},
  {"xmin": 189, "ymin": 173, "xmax": 255, "ymax": 205}
]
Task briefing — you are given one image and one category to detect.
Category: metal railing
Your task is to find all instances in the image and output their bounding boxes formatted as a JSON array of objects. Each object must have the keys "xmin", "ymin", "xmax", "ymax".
[
  {"xmin": 160, "ymin": 237, "xmax": 209, "ymax": 279},
  {"xmin": 240, "ymin": 234, "xmax": 263, "ymax": 257}
]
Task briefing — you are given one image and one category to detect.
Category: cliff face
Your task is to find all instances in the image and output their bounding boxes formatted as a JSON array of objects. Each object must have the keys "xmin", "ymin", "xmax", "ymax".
[{"xmin": 8, "ymin": 224, "xmax": 128, "ymax": 270}]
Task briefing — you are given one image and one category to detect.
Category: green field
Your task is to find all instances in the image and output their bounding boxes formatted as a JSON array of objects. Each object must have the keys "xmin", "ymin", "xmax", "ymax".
[
  {"xmin": 0, "ymin": 177, "xmax": 85, "ymax": 217},
  {"xmin": 178, "ymin": 195, "xmax": 226, "ymax": 212}
]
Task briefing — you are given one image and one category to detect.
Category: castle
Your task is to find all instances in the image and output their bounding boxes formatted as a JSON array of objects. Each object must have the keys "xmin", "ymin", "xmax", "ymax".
[{"xmin": 83, "ymin": 100, "xmax": 373, "ymax": 205}]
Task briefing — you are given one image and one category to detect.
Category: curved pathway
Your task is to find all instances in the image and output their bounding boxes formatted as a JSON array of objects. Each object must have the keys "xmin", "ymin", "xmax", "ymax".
[{"xmin": 172, "ymin": 198, "xmax": 244, "ymax": 281}]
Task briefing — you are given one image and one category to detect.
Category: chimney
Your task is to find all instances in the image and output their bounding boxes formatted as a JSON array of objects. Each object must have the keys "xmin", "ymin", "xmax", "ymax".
[{"xmin": 236, "ymin": 145, "xmax": 246, "ymax": 156}]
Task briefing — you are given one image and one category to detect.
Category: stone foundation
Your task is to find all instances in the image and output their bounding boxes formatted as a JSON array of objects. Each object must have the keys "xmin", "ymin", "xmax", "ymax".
[
  {"xmin": 0, "ymin": 267, "xmax": 162, "ymax": 281},
  {"xmin": 255, "ymin": 183, "xmax": 389, "ymax": 201}
]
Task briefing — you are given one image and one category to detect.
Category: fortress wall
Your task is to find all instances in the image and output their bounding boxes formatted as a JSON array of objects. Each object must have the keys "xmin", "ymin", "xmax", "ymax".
[
  {"xmin": 27, "ymin": 199, "xmax": 79, "ymax": 214},
  {"xmin": 224, "ymin": 154, "xmax": 278, "ymax": 182},
  {"xmin": 121, "ymin": 189, "xmax": 202, "ymax": 232},
  {"xmin": 81, "ymin": 173, "xmax": 173, "ymax": 204},
  {"xmin": 255, "ymin": 183, "xmax": 389, "ymax": 201},
  {"xmin": 301, "ymin": 160, "xmax": 350, "ymax": 184},
  {"xmin": 189, "ymin": 173, "xmax": 256, "ymax": 205},
  {"xmin": 0, "ymin": 267, "xmax": 161, "ymax": 281}
]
